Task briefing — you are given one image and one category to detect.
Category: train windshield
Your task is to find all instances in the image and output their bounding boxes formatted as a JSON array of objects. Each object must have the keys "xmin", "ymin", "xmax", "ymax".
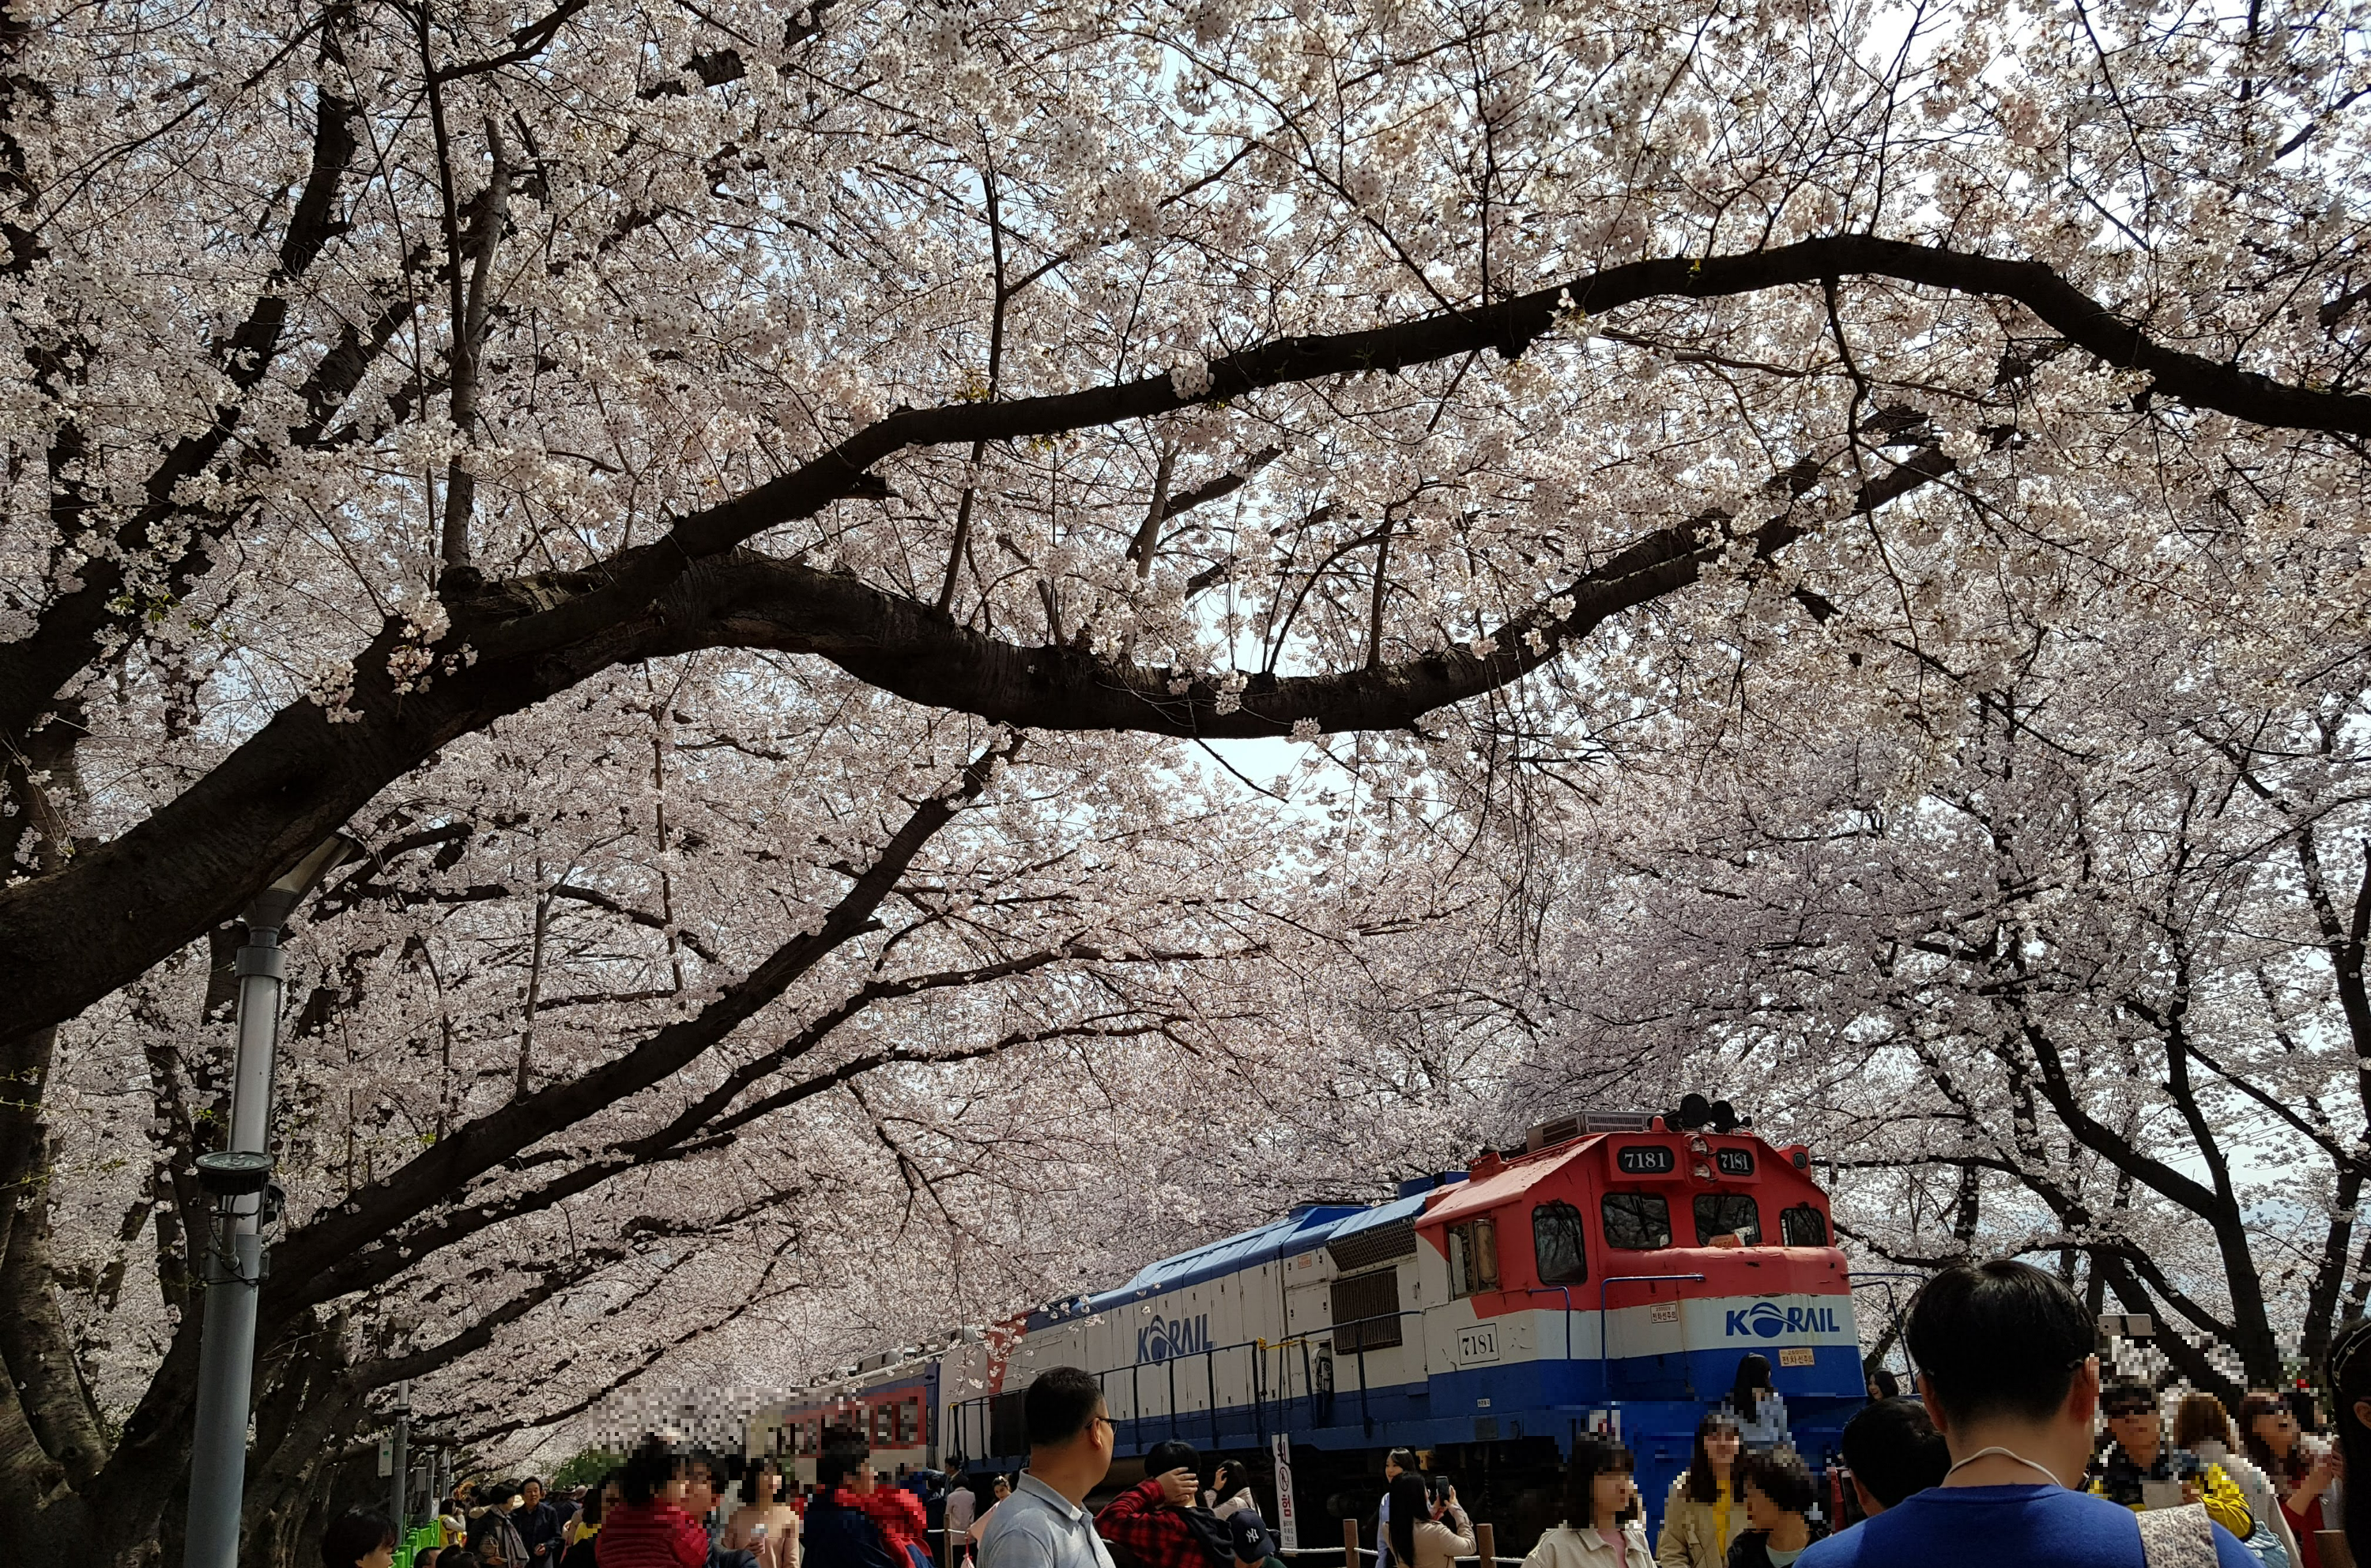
[
  {"xmin": 1694, "ymin": 1193, "xmax": 1760, "ymax": 1244},
  {"xmin": 1781, "ymin": 1204, "xmax": 1829, "ymax": 1246},
  {"xmin": 1601, "ymin": 1192, "xmax": 1672, "ymax": 1250}
]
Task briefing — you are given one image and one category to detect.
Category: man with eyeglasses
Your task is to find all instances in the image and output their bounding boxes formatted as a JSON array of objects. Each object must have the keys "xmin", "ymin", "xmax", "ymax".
[
  {"xmin": 2088, "ymin": 1382, "xmax": 2256, "ymax": 1543},
  {"xmin": 979, "ymin": 1368, "xmax": 1120, "ymax": 1568}
]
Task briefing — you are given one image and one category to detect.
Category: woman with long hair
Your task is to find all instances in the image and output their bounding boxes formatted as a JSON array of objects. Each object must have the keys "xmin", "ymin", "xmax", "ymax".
[
  {"xmin": 1728, "ymin": 1357, "xmax": 1789, "ymax": 1453},
  {"xmin": 1210, "ymin": 1461, "xmax": 1257, "ymax": 1521},
  {"xmin": 1657, "ymin": 1411, "xmax": 1745, "ymax": 1568},
  {"xmin": 1519, "ymin": 1434, "xmax": 1652, "ymax": 1568},
  {"xmin": 2177, "ymin": 1393, "xmax": 2297, "ymax": 1567},
  {"xmin": 1384, "ymin": 1470, "xmax": 1472, "ymax": 1568},
  {"xmin": 2247, "ymin": 1385, "xmax": 2344, "ymax": 1568}
]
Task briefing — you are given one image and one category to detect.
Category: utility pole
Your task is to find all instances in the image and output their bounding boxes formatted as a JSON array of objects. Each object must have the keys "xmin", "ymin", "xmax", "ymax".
[{"xmin": 183, "ymin": 835, "xmax": 356, "ymax": 1568}]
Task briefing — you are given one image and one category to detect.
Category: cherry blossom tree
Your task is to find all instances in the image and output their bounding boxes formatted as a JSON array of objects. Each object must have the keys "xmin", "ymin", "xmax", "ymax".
[
  {"xmin": 5, "ymin": 0, "xmax": 2371, "ymax": 1559},
  {"xmin": 1492, "ymin": 455, "xmax": 2371, "ymax": 1400}
]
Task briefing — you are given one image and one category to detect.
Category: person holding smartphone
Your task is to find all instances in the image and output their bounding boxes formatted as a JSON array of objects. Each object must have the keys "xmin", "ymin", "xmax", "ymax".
[
  {"xmin": 1385, "ymin": 1472, "xmax": 1473, "ymax": 1568},
  {"xmin": 2089, "ymin": 1381, "xmax": 2257, "ymax": 1540}
]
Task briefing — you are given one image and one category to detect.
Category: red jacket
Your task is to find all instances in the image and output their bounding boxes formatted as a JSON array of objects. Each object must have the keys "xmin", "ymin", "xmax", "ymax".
[
  {"xmin": 861, "ymin": 1485, "xmax": 929, "ymax": 1559},
  {"xmin": 596, "ymin": 1499, "xmax": 710, "ymax": 1568},
  {"xmin": 1097, "ymin": 1480, "xmax": 1206, "ymax": 1568}
]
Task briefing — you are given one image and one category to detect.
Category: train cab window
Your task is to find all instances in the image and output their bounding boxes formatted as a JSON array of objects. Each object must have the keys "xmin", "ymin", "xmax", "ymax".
[
  {"xmin": 1694, "ymin": 1193, "xmax": 1761, "ymax": 1245},
  {"xmin": 1602, "ymin": 1192, "xmax": 1672, "ymax": 1250},
  {"xmin": 1447, "ymin": 1216, "xmax": 1500, "ymax": 1297},
  {"xmin": 1781, "ymin": 1204, "xmax": 1829, "ymax": 1246},
  {"xmin": 1532, "ymin": 1200, "xmax": 1589, "ymax": 1284}
]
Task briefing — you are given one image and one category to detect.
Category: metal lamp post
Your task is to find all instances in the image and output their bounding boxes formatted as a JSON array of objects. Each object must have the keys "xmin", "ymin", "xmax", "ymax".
[
  {"xmin": 183, "ymin": 834, "xmax": 358, "ymax": 1568},
  {"xmin": 390, "ymin": 1381, "xmax": 411, "ymax": 1536}
]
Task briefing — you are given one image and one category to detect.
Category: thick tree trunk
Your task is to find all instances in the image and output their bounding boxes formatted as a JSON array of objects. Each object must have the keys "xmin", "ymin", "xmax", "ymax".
[{"xmin": 0, "ymin": 1164, "xmax": 111, "ymax": 1489}]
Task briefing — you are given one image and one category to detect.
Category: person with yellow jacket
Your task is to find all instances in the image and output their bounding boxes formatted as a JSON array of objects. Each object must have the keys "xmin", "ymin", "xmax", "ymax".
[
  {"xmin": 2089, "ymin": 1382, "xmax": 2256, "ymax": 1542},
  {"xmin": 1657, "ymin": 1412, "xmax": 1745, "ymax": 1568}
]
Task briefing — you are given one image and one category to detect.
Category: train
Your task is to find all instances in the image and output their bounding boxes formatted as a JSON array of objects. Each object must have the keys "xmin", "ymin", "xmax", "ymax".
[{"xmin": 748, "ymin": 1106, "xmax": 1868, "ymax": 1549}]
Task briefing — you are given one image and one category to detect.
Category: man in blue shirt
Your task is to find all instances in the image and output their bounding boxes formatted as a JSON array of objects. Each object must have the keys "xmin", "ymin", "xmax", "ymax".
[
  {"xmin": 1800, "ymin": 1260, "xmax": 2256, "ymax": 1568},
  {"xmin": 978, "ymin": 1367, "xmax": 1121, "ymax": 1568}
]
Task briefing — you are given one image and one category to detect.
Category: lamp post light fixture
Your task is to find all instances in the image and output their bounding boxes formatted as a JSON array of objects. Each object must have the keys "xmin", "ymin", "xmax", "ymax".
[{"xmin": 183, "ymin": 834, "xmax": 358, "ymax": 1568}]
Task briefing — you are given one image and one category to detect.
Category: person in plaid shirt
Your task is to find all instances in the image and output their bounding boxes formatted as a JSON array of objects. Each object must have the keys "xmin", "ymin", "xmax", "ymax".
[{"xmin": 1096, "ymin": 1442, "xmax": 1222, "ymax": 1568}]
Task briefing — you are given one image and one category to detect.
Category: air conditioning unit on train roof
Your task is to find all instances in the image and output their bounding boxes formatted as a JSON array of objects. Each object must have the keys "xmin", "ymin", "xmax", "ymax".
[{"xmin": 1525, "ymin": 1109, "xmax": 1657, "ymax": 1152}]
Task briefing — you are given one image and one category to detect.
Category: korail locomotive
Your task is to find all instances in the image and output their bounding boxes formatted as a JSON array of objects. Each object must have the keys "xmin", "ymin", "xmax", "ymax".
[{"xmin": 750, "ymin": 1106, "xmax": 1866, "ymax": 1547}]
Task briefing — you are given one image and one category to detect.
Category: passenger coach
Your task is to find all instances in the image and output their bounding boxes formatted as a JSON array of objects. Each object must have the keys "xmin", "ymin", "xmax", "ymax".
[{"xmin": 751, "ymin": 1108, "xmax": 1864, "ymax": 1545}]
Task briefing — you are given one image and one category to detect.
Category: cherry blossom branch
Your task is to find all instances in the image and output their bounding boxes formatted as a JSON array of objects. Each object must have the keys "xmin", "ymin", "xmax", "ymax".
[
  {"xmin": 0, "ymin": 438, "xmax": 1947, "ymax": 1046},
  {"xmin": 261, "ymin": 733, "xmax": 1020, "ymax": 1317},
  {"xmin": 5, "ymin": 236, "xmax": 2355, "ymax": 1045}
]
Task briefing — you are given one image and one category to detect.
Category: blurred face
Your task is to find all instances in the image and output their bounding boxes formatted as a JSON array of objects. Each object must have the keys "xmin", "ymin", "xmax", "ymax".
[
  {"xmin": 523, "ymin": 1482, "xmax": 543, "ymax": 1508},
  {"xmin": 2105, "ymin": 1400, "xmax": 2160, "ymax": 1457},
  {"xmin": 361, "ymin": 1542, "xmax": 397, "ymax": 1568},
  {"xmin": 2252, "ymin": 1408, "xmax": 2300, "ymax": 1454},
  {"xmin": 1743, "ymin": 1480, "xmax": 1784, "ymax": 1532},
  {"xmin": 756, "ymin": 1467, "xmax": 780, "ymax": 1503},
  {"xmin": 1704, "ymin": 1427, "xmax": 1742, "ymax": 1472},
  {"xmin": 994, "ymin": 1479, "xmax": 1011, "ymax": 1500},
  {"xmin": 1591, "ymin": 1467, "xmax": 1636, "ymax": 1525}
]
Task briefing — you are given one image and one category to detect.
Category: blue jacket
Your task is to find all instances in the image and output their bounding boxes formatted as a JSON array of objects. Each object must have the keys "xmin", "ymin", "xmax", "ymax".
[{"xmin": 806, "ymin": 1491, "xmax": 903, "ymax": 1568}]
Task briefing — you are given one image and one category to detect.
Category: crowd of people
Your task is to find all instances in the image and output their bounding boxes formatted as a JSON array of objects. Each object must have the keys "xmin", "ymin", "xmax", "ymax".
[
  {"xmin": 1536, "ymin": 1259, "xmax": 2358, "ymax": 1568},
  {"xmin": 326, "ymin": 1258, "xmax": 2371, "ymax": 1568}
]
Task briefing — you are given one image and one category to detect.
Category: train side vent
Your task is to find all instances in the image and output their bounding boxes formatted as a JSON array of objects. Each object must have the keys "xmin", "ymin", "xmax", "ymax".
[
  {"xmin": 1525, "ymin": 1110, "xmax": 1654, "ymax": 1151},
  {"xmin": 1327, "ymin": 1219, "xmax": 1417, "ymax": 1272}
]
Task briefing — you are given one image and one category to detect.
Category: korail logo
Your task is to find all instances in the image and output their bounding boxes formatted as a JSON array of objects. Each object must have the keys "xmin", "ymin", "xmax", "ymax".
[
  {"xmin": 1724, "ymin": 1302, "xmax": 1842, "ymax": 1339},
  {"xmin": 1138, "ymin": 1313, "xmax": 1211, "ymax": 1363}
]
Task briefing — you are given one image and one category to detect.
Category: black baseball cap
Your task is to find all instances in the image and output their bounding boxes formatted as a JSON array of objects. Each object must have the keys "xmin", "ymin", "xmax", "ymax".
[{"xmin": 1228, "ymin": 1512, "xmax": 1279, "ymax": 1564}]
